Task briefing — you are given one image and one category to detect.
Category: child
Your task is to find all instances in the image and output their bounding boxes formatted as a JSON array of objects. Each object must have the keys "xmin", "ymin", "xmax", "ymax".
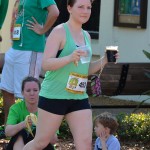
[{"xmin": 94, "ymin": 112, "xmax": 120, "ymax": 150}]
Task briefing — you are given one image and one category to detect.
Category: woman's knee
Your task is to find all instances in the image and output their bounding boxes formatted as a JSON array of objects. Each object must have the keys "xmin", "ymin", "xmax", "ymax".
[
  {"xmin": 75, "ymin": 136, "xmax": 92, "ymax": 150},
  {"xmin": 83, "ymin": 136, "xmax": 92, "ymax": 146},
  {"xmin": 33, "ymin": 137, "xmax": 51, "ymax": 149},
  {"xmin": 13, "ymin": 136, "xmax": 24, "ymax": 150}
]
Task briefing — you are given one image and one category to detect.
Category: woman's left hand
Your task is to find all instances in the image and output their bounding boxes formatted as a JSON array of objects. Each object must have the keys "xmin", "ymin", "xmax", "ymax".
[
  {"xmin": 26, "ymin": 17, "xmax": 44, "ymax": 35},
  {"xmin": 104, "ymin": 51, "xmax": 120, "ymax": 64},
  {"xmin": 114, "ymin": 51, "xmax": 120, "ymax": 64}
]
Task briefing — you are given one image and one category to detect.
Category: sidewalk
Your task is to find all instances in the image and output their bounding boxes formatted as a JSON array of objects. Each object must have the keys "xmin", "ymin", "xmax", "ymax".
[{"xmin": 89, "ymin": 96, "xmax": 150, "ymax": 116}]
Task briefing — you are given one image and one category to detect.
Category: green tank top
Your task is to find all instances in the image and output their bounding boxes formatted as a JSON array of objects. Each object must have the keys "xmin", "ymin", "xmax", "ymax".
[{"xmin": 39, "ymin": 23, "xmax": 92, "ymax": 100}]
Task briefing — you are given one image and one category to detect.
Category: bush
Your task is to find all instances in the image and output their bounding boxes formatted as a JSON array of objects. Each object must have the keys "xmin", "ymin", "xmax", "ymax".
[
  {"xmin": 117, "ymin": 112, "xmax": 150, "ymax": 143},
  {"xmin": 59, "ymin": 113, "xmax": 150, "ymax": 143},
  {"xmin": 58, "ymin": 119, "xmax": 72, "ymax": 139}
]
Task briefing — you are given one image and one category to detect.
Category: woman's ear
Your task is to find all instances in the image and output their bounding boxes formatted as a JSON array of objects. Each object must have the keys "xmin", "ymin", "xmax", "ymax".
[{"xmin": 67, "ymin": 5, "xmax": 72, "ymax": 14}]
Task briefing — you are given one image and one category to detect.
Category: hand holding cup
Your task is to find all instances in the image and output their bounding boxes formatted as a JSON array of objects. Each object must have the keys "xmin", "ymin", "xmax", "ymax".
[
  {"xmin": 105, "ymin": 46, "xmax": 119, "ymax": 63},
  {"xmin": 76, "ymin": 45, "xmax": 91, "ymax": 64},
  {"xmin": 72, "ymin": 49, "xmax": 85, "ymax": 66}
]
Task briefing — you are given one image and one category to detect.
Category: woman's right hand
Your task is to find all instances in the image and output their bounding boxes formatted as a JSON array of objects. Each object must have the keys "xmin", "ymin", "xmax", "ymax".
[{"xmin": 69, "ymin": 49, "xmax": 86, "ymax": 65}]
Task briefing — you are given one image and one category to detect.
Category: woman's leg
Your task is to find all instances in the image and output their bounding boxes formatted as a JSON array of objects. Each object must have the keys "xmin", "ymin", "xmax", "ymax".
[
  {"xmin": 66, "ymin": 109, "xmax": 93, "ymax": 150},
  {"xmin": 23, "ymin": 108, "xmax": 64, "ymax": 150},
  {"xmin": 13, "ymin": 136, "xmax": 24, "ymax": 150}
]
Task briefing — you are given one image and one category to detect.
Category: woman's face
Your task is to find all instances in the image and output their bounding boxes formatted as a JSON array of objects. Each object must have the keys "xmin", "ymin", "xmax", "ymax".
[
  {"xmin": 68, "ymin": 0, "xmax": 92, "ymax": 24},
  {"xmin": 22, "ymin": 81, "xmax": 39, "ymax": 104}
]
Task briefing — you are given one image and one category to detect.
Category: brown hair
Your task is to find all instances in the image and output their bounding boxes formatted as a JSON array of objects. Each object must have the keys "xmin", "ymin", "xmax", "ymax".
[
  {"xmin": 67, "ymin": 0, "xmax": 94, "ymax": 7},
  {"xmin": 21, "ymin": 76, "xmax": 41, "ymax": 92},
  {"xmin": 94, "ymin": 112, "xmax": 119, "ymax": 134}
]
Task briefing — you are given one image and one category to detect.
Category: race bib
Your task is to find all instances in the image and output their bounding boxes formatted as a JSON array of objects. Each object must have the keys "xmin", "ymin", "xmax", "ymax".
[
  {"xmin": 66, "ymin": 72, "xmax": 88, "ymax": 94},
  {"xmin": 12, "ymin": 24, "xmax": 21, "ymax": 40}
]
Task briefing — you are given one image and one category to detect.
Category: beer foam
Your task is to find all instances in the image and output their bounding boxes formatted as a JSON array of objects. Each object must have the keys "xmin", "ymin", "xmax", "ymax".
[{"xmin": 105, "ymin": 46, "xmax": 118, "ymax": 51}]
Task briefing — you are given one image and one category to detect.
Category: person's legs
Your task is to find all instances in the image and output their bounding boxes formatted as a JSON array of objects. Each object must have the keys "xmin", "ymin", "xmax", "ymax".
[
  {"xmin": 66, "ymin": 109, "xmax": 93, "ymax": 150},
  {"xmin": 14, "ymin": 51, "xmax": 43, "ymax": 98},
  {"xmin": 23, "ymin": 108, "xmax": 63, "ymax": 150},
  {"xmin": 6, "ymin": 129, "xmax": 26, "ymax": 150},
  {"xmin": 0, "ymin": 48, "xmax": 16, "ymax": 124},
  {"xmin": 13, "ymin": 135, "xmax": 24, "ymax": 150},
  {"xmin": 28, "ymin": 52, "xmax": 43, "ymax": 79},
  {"xmin": 2, "ymin": 90, "xmax": 15, "ymax": 124}
]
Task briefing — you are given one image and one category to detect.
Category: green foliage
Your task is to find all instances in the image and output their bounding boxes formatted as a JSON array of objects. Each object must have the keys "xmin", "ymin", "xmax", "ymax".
[
  {"xmin": 0, "ymin": 95, "xmax": 3, "ymax": 108},
  {"xmin": 117, "ymin": 112, "xmax": 150, "ymax": 143},
  {"xmin": 58, "ymin": 119, "xmax": 72, "ymax": 139},
  {"xmin": 0, "ymin": 95, "xmax": 4, "ymax": 126},
  {"xmin": 59, "ymin": 113, "xmax": 150, "ymax": 143},
  {"xmin": 143, "ymin": 50, "xmax": 150, "ymax": 60}
]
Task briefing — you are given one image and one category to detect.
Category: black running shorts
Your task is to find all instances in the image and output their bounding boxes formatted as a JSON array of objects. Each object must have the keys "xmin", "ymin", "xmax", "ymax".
[{"xmin": 38, "ymin": 96, "xmax": 91, "ymax": 115}]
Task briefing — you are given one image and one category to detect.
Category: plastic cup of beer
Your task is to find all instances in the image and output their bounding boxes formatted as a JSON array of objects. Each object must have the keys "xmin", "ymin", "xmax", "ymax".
[
  {"xmin": 76, "ymin": 45, "xmax": 91, "ymax": 64},
  {"xmin": 105, "ymin": 46, "xmax": 118, "ymax": 62}
]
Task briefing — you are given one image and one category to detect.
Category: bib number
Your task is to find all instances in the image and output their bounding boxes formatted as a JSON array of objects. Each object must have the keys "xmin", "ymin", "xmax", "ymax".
[
  {"xmin": 66, "ymin": 72, "xmax": 88, "ymax": 94},
  {"xmin": 12, "ymin": 24, "xmax": 21, "ymax": 40}
]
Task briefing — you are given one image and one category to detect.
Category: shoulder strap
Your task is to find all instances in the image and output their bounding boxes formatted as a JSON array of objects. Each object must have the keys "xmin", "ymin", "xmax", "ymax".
[
  {"xmin": 83, "ymin": 30, "xmax": 91, "ymax": 46},
  {"xmin": 63, "ymin": 23, "xmax": 70, "ymax": 39}
]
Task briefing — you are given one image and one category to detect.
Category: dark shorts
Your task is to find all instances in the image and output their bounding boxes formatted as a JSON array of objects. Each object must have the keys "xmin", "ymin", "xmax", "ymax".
[
  {"xmin": 6, "ymin": 129, "xmax": 54, "ymax": 150},
  {"xmin": 38, "ymin": 96, "xmax": 91, "ymax": 115}
]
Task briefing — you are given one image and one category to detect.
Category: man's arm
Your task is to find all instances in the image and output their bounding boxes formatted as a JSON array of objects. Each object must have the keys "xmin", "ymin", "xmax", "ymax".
[
  {"xmin": 26, "ymin": 4, "xmax": 59, "ymax": 35},
  {"xmin": 0, "ymin": 0, "xmax": 9, "ymax": 41},
  {"xmin": 41, "ymin": 4, "xmax": 59, "ymax": 34},
  {"xmin": 0, "ymin": 0, "xmax": 9, "ymax": 29}
]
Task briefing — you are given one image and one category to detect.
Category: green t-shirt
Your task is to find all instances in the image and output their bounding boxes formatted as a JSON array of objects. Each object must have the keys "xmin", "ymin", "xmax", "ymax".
[
  {"xmin": 7, "ymin": 100, "xmax": 58, "ymax": 149},
  {"xmin": 7, "ymin": 101, "xmax": 37, "ymax": 125},
  {"xmin": 12, "ymin": 0, "xmax": 56, "ymax": 52},
  {"xmin": 39, "ymin": 23, "xmax": 92, "ymax": 100},
  {"xmin": 0, "ymin": 0, "xmax": 9, "ymax": 29}
]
